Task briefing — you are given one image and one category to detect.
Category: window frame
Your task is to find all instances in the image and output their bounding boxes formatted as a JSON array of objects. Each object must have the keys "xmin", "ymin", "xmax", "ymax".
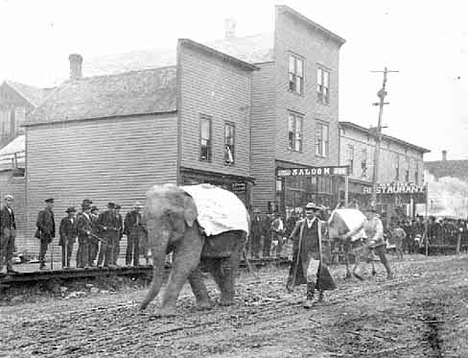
[
  {"xmin": 347, "ymin": 144, "xmax": 355, "ymax": 175},
  {"xmin": 317, "ymin": 66, "xmax": 330, "ymax": 105},
  {"xmin": 395, "ymin": 154, "xmax": 400, "ymax": 181},
  {"xmin": 315, "ymin": 120, "xmax": 329, "ymax": 158},
  {"xmin": 288, "ymin": 53, "xmax": 305, "ymax": 95},
  {"xmin": 287, "ymin": 111, "xmax": 304, "ymax": 152},
  {"xmin": 224, "ymin": 121, "xmax": 235, "ymax": 166},
  {"xmin": 199, "ymin": 114, "xmax": 212, "ymax": 162}
]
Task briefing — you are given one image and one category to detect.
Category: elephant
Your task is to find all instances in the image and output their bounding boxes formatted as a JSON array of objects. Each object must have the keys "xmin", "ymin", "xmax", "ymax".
[{"xmin": 140, "ymin": 183, "xmax": 248, "ymax": 317}]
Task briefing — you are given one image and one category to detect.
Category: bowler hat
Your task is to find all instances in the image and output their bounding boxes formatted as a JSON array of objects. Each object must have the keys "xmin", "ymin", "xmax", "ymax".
[
  {"xmin": 107, "ymin": 202, "xmax": 116, "ymax": 209},
  {"xmin": 90, "ymin": 205, "xmax": 99, "ymax": 212},
  {"xmin": 82, "ymin": 198, "xmax": 93, "ymax": 205},
  {"xmin": 304, "ymin": 202, "xmax": 321, "ymax": 211},
  {"xmin": 4, "ymin": 194, "xmax": 14, "ymax": 201},
  {"xmin": 45, "ymin": 198, "xmax": 54, "ymax": 203},
  {"xmin": 82, "ymin": 203, "xmax": 91, "ymax": 210},
  {"xmin": 66, "ymin": 206, "xmax": 76, "ymax": 213},
  {"xmin": 115, "ymin": 204, "xmax": 121, "ymax": 210}
]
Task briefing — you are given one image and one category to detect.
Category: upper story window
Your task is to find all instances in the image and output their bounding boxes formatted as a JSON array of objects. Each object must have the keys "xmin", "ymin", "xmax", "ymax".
[
  {"xmin": 395, "ymin": 154, "xmax": 400, "ymax": 181},
  {"xmin": 224, "ymin": 122, "xmax": 235, "ymax": 165},
  {"xmin": 288, "ymin": 111, "xmax": 303, "ymax": 152},
  {"xmin": 415, "ymin": 165, "xmax": 419, "ymax": 184},
  {"xmin": 288, "ymin": 54, "xmax": 304, "ymax": 95},
  {"xmin": 315, "ymin": 121, "xmax": 329, "ymax": 158},
  {"xmin": 317, "ymin": 67, "xmax": 330, "ymax": 104},
  {"xmin": 347, "ymin": 145, "xmax": 354, "ymax": 175},
  {"xmin": 361, "ymin": 148, "xmax": 368, "ymax": 178},
  {"xmin": 405, "ymin": 157, "xmax": 410, "ymax": 182},
  {"xmin": 14, "ymin": 107, "xmax": 26, "ymax": 133},
  {"xmin": 0, "ymin": 109, "xmax": 11, "ymax": 138},
  {"xmin": 200, "ymin": 115, "xmax": 212, "ymax": 162}
]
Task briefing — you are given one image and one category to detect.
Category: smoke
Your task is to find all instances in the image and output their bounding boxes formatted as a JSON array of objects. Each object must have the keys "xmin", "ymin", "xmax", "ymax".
[{"xmin": 423, "ymin": 170, "xmax": 468, "ymax": 218}]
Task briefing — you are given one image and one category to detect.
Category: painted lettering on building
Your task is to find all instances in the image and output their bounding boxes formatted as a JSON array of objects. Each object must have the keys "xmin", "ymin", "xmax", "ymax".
[
  {"xmin": 276, "ymin": 166, "xmax": 349, "ymax": 177},
  {"xmin": 362, "ymin": 182, "xmax": 427, "ymax": 195}
]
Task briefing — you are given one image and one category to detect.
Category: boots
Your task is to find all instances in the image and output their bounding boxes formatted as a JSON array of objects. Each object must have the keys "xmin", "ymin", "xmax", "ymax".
[{"xmin": 303, "ymin": 282, "xmax": 315, "ymax": 309}]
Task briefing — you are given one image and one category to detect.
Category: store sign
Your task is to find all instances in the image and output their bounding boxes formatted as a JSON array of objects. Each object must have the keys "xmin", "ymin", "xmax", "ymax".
[
  {"xmin": 362, "ymin": 182, "xmax": 427, "ymax": 195},
  {"xmin": 232, "ymin": 182, "xmax": 246, "ymax": 196},
  {"xmin": 276, "ymin": 166, "xmax": 349, "ymax": 177}
]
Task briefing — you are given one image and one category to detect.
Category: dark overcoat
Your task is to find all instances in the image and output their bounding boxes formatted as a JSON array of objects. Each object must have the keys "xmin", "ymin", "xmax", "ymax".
[
  {"xmin": 36, "ymin": 208, "xmax": 55, "ymax": 242},
  {"xmin": 288, "ymin": 218, "xmax": 336, "ymax": 290},
  {"xmin": 59, "ymin": 217, "xmax": 78, "ymax": 246}
]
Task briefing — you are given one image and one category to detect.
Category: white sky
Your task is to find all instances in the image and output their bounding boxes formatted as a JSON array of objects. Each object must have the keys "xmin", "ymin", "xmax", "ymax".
[{"xmin": 1, "ymin": 0, "xmax": 467, "ymax": 161}]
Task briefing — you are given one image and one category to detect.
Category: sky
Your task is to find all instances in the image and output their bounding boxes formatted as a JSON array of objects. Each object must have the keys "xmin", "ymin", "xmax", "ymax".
[{"xmin": 1, "ymin": 0, "xmax": 467, "ymax": 161}]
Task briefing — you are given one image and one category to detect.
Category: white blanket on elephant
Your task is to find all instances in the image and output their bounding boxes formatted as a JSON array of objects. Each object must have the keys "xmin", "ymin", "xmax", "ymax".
[
  {"xmin": 182, "ymin": 184, "xmax": 249, "ymax": 236},
  {"xmin": 330, "ymin": 209, "xmax": 367, "ymax": 241}
]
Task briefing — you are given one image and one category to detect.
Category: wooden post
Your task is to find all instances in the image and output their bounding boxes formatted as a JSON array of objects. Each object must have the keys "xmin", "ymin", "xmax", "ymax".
[
  {"xmin": 425, "ymin": 183, "xmax": 429, "ymax": 256},
  {"xmin": 344, "ymin": 175, "xmax": 349, "ymax": 207},
  {"xmin": 456, "ymin": 233, "xmax": 461, "ymax": 255}
]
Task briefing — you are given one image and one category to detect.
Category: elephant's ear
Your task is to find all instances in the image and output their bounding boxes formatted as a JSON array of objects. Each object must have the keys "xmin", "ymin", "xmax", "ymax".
[{"xmin": 183, "ymin": 194, "xmax": 198, "ymax": 227}]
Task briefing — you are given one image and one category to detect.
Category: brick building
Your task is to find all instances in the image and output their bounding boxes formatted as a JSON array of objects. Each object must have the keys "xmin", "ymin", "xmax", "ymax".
[{"xmin": 338, "ymin": 121, "xmax": 430, "ymax": 216}]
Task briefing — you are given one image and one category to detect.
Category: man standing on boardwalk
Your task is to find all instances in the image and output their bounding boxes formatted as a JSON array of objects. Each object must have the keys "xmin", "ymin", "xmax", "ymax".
[
  {"xmin": 286, "ymin": 202, "xmax": 336, "ymax": 308},
  {"xmin": 124, "ymin": 202, "xmax": 144, "ymax": 266},
  {"xmin": 36, "ymin": 198, "xmax": 56, "ymax": 270},
  {"xmin": 59, "ymin": 206, "xmax": 77, "ymax": 269},
  {"xmin": 97, "ymin": 202, "xmax": 120, "ymax": 268},
  {"xmin": 77, "ymin": 202, "xmax": 93, "ymax": 268},
  {"xmin": 0, "ymin": 195, "xmax": 17, "ymax": 274}
]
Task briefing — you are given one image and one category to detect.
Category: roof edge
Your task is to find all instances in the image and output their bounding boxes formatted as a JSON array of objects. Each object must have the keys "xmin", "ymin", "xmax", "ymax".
[
  {"xmin": 178, "ymin": 39, "xmax": 260, "ymax": 71},
  {"xmin": 24, "ymin": 110, "xmax": 178, "ymax": 128},
  {"xmin": 339, "ymin": 121, "xmax": 431, "ymax": 154},
  {"xmin": 276, "ymin": 5, "xmax": 346, "ymax": 46}
]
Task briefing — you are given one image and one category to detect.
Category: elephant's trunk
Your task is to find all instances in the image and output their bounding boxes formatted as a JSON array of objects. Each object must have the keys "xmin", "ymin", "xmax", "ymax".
[{"xmin": 140, "ymin": 230, "xmax": 169, "ymax": 310}]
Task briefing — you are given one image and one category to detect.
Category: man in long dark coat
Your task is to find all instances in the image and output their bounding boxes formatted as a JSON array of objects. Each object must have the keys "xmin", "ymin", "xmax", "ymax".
[
  {"xmin": 0, "ymin": 194, "xmax": 17, "ymax": 274},
  {"xmin": 124, "ymin": 202, "xmax": 144, "ymax": 266},
  {"xmin": 97, "ymin": 202, "xmax": 120, "ymax": 268},
  {"xmin": 36, "ymin": 198, "xmax": 56, "ymax": 270},
  {"xmin": 286, "ymin": 202, "xmax": 336, "ymax": 308},
  {"xmin": 59, "ymin": 206, "xmax": 77, "ymax": 269},
  {"xmin": 77, "ymin": 203, "xmax": 93, "ymax": 268},
  {"xmin": 250, "ymin": 208, "xmax": 266, "ymax": 259}
]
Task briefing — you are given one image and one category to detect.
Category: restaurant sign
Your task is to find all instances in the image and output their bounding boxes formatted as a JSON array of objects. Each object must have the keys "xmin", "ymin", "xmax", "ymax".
[
  {"xmin": 277, "ymin": 166, "xmax": 349, "ymax": 177},
  {"xmin": 362, "ymin": 182, "xmax": 427, "ymax": 195}
]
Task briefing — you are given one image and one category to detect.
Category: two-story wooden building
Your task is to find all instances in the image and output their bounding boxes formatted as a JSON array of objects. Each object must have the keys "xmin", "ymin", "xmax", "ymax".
[{"xmin": 338, "ymin": 121, "xmax": 430, "ymax": 217}]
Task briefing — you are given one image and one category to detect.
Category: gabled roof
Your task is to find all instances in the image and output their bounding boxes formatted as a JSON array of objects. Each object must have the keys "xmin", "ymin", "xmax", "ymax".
[
  {"xmin": 3, "ymin": 80, "xmax": 54, "ymax": 107},
  {"xmin": 424, "ymin": 160, "xmax": 468, "ymax": 181},
  {"xmin": 83, "ymin": 34, "xmax": 273, "ymax": 77},
  {"xmin": 340, "ymin": 121, "xmax": 430, "ymax": 154},
  {"xmin": 27, "ymin": 66, "xmax": 177, "ymax": 126},
  {"xmin": 0, "ymin": 135, "xmax": 25, "ymax": 171}
]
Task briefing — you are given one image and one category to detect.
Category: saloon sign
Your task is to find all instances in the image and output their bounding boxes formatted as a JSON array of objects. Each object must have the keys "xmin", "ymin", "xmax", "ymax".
[
  {"xmin": 277, "ymin": 166, "xmax": 349, "ymax": 177},
  {"xmin": 362, "ymin": 182, "xmax": 427, "ymax": 195}
]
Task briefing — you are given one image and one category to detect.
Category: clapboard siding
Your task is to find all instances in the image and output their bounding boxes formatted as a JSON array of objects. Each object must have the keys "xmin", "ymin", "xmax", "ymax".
[
  {"xmin": 274, "ymin": 9, "xmax": 341, "ymax": 167},
  {"xmin": 179, "ymin": 43, "xmax": 252, "ymax": 178},
  {"xmin": 24, "ymin": 114, "xmax": 178, "ymax": 254},
  {"xmin": 250, "ymin": 62, "xmax": 277, "ymax": 212}
]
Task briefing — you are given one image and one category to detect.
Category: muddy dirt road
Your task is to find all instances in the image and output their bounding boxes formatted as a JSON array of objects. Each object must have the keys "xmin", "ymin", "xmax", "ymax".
[{"xmin": 1, "ymin": 254, "xmax": 467, "ymax": 357}]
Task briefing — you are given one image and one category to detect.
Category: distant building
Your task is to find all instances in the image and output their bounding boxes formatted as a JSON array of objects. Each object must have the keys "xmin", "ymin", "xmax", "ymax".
[{"xmin": 339, "ymin": 121, "xmax": 430, "ymax": 216}]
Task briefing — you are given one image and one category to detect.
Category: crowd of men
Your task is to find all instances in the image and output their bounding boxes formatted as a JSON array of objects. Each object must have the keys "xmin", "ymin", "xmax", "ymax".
[{"xmin": 0, "ymin": 195, "xmax": 148, "ymax": 274}]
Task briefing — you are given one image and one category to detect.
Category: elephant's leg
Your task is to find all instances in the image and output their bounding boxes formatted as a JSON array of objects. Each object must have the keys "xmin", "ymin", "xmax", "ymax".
[
  {"xmin": 158, "ymin": 230, "xmax": 203, "ymax": 316},
  {"xmin": 188, "ymin": 267, "xmax": 212, "ymax": 310},
  {"xmin": 205, "ymin": 258, "xmax": 224, "ymax": 294},
  {"xmin": 218, "ymin": 243, "xmax": 242, "ymax": 306},
  {"xmin": 343, "ymin": 243, "xmax": 352, "ymax": 279}
]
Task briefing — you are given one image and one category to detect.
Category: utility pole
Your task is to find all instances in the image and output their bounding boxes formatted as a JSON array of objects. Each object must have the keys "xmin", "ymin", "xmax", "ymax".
[{"xmin": 370, "ymin": 67, "xmax": 399, "ymax": 207}]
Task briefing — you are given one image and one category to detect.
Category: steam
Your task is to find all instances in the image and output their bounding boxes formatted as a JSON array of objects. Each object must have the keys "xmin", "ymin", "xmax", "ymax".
[{"xmin": 422, "ymin": 170, "xmax": 468, "ymax": 218}]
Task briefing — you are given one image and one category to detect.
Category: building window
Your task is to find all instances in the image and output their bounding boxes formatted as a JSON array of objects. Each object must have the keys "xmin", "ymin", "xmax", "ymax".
[
  {"xmin": 0, "ymin": 110, "xmax": 11, "ymax": 138},
  {"xmin": 361, "ymin": 148, "xmax": 368, "ymax": 178},
  {"xmin": 317, "ymin": 67, "xmax": 330, "ymax": 104},
  {"xmin": 224, "ymin": 122, "xmax": 235, "ymax": 165},
  {"xmin": 288, "ymin": 54, "xmax": 304, "ymax": 95},
  {"xmin": 14, "ymin": 107, "xmax": 26, "ymax": 133},
  {"xmin": 415, "ymin": 165, "xmax": 419, "ymax": 184},
  {"xmin": 395, "ymin": 154, "xmax": 400, "ymax": 181},
  {"xmin": 288, "ymin": 112, "xmax": 303, "ymax": 152},
  {"xmin": 405, "ymin": 157, "xmax": 410, "ymax": 182},
  {"xmin": 200, "ymin": 115, "xmax": 212, "ymax": 162},
  {"xmin": 315, "ymin": 121, "xmax": 329, "ymax": 157},
  {"xmin": 347, "ymin": 145, "xmax": 354, "ymax": 175}
]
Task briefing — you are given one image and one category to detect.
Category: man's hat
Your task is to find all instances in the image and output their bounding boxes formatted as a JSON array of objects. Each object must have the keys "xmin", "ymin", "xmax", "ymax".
[
  {"xmin": 45, "ymin": 198, "xmax": 54, "ymax": 203},
  {"xmin": 363, "ymin": 206, "xmax": 377, "ymax": 213},
  {"xmin": 107, "ymin": 202, "xmax": 116, "ymax": 209},
  {"xmin": 82, "ymin": 198, "xmax": 93, "ymax": 205},
  {"xmin": 133, "ymin": 201, "xmax": 142, "ymax": 209},
  {"xmin": 115, "ymin": 204, "xmax": 121, "ymax": 209},
  {"xmin": 304, "ymin": 202, "xmax": 321, "ymax": 211},
  {"xmin": 90, "ymin": 205, "xmax": 99, "ymax": 212},
  {"xmin": 4, "ymin": 194, "xmax": 14, "ymax": 201},
  {"xmin": 253, "ymin": 207, "xmax": 261, "ymax": 214},
  {"xmin": 82, "ymin": 203, "xmax": 91, "ymax": 210},
  {"xmin": 66, "ymin": 206, "xmax": 76, "ymax": 213}
]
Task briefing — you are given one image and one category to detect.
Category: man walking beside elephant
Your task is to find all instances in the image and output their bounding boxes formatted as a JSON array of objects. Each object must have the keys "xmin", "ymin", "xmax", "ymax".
[{"xmin": 286, "ymin": 202, "xmax": 336, "ymax": 308}]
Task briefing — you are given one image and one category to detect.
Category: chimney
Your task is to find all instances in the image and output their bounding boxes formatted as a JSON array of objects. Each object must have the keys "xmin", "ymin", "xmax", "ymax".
[
  {"xmin": 442, "ymin": 150, "xmax": 447, "ymax": 161},
  {"xmin": 68, "ymin": 53, "xmax": 83, "ymax": 80},
  {"xmin": 225, "ymin": 18, "xmax": 236, "ymax": 39}
]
